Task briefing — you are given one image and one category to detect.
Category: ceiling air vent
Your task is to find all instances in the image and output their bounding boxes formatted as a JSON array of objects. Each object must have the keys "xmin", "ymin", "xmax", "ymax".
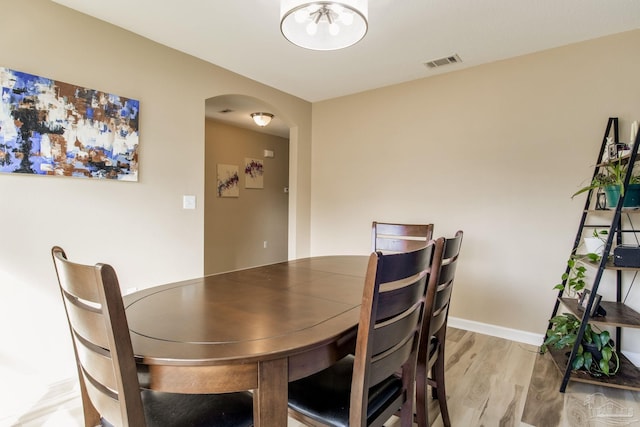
[
  {"xmin": 219, "ymin": 108, "xmax": 233, "ymax": 114},
  {"xmin": 424, "ymin": 54, "xmax": 462, "ymax": 69}
]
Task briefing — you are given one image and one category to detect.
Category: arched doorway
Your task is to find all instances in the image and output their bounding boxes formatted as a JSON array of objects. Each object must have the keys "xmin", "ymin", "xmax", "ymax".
[{"xmin": 204, "ymin": 95, "xmax": 290, "ymax": 274}]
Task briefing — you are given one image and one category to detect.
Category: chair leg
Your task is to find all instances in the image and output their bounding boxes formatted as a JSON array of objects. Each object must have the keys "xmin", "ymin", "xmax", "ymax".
[
  {"xmin": 415, "ymin": 360, "xmax": 429, "ymax": 427},
  {"xmin": 432, "ymin": 349, "xmax": 450, "ymax": 427}
]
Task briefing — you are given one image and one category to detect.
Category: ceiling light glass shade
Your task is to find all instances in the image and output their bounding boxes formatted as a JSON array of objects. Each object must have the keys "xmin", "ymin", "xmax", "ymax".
[
  {"xmin": 280, "ymin": 1, "xmax": 368, "ymax": 51},
  {"xmin": 250, "ymin": 112, "xmax": 274, "ymax": 127}
]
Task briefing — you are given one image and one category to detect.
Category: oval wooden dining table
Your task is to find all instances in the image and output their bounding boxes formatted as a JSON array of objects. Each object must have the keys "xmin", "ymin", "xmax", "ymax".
[{"xmin": 124, "ymin": 255, "xmax": 369, "ymax": 427}]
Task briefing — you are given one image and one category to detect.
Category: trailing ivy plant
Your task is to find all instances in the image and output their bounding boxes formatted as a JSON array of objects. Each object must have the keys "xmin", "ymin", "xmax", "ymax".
[
  {"xmin": 554, "ymin": 230, "xmax": 609, "ymax": 295},
  {"xmin": 541, "ymin": 313, "xmax": 619, "ymax": 376},
  {"xmin": 554, "ymin": 256, "xmax": 587, "ymax": 295}
]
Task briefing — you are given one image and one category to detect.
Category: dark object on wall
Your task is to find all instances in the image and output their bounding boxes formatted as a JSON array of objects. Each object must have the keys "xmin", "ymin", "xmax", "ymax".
[{"xmin": 613, "ymin": 244, "xmax": 640, "ymax": 267}]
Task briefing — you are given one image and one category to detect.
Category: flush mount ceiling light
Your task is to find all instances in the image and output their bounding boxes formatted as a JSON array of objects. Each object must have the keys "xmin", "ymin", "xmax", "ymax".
[
  {"xmin": 251, "ymin": 112, "xmax": 274, "ymax": 127},
  {"xmin": 280, "ymin": 0, "xmax": 368, "ymax": 51}
]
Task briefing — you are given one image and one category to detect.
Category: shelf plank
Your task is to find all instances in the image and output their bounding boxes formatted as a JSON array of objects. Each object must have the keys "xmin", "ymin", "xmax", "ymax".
[
  {"xmin": 574, "ymin": 255, "xmax": 640, "ymax": 271},
  {"xmin": 585, "ymin": 208, "xmax": 640, "ymax": 213},
  {"xmin": 559, "ymin": 297, "xmax": 640, "ymax": 328},
  {"xmin": 605, "ymin": 263, "xmax": 640, "ymax": 271},
  {"xmin": 595, "ymin": 151, "xmax": 640, "ymax": 167},
  {"xmin": 548, "ymin": 348, "xmax": 640, "ymax": 391}
]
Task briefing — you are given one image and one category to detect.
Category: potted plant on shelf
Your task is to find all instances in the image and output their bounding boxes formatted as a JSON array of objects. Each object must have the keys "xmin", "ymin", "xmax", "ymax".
[
  {"xmin": 582, "ymin": 229, "xmax": 608, "ymax": 258},
  {"xmin": 572, "ymin": 160, "xmax": 640, "ymax": 207},
  {"xmin": 541, "ymin": 312, "xmax": 619, "ymax": 377}
]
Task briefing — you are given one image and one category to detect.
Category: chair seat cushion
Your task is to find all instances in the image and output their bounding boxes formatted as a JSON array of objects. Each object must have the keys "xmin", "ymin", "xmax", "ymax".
[
  {"xmin": 101, "ymin": 390, "xmax": 254, "ymax": 427},
  {"xmin": 288, "ymin": 355, "xmax": 403, "ymax": 427}
]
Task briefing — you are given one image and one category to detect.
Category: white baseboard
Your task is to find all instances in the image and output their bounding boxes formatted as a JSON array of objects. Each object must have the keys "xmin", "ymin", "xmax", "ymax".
[
  {"xmin": 623, "ymin": 351, "xmax": 640, "ymax": 367},
  {"xmin": 448, "ymin": 316, "xmax": 545, "ymax": 347},
  {"xmin": 448, "ymin": 317, "xmax": 640, "ymax": 368}
]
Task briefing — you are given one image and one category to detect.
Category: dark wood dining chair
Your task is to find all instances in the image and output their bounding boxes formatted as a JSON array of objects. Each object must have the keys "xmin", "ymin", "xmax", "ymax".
[
  {"xmin": 287, "ymin": 241, "xmax": 440, "ymax": 427},
  {"xmin": 415, "ymin": 231, "xmax": 463, "ymax": 427},
  {"xmin": 371, "ymin": 221, "xmax": 434, "ymax": 253},
  {"xmin": 51, "ymin": 246, "xmax": 254, "ymax": 427}
]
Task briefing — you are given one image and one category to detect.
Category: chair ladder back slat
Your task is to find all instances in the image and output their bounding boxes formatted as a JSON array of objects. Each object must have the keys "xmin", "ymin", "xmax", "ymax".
[
  {"xmin": 376, "ymin": 246, "xmax": 431, "ymax": 283},
  {"xmin": 428, "ymin": 282, "xmax": 453, "ymax": 336},
  {"xmin": 376, "ymin": 276, "xmax": 427, "ymax": 322},
  {"xmin": 442, "ymin": 231, "xmax": 463, "ymax": 260},
  {"xmin": 83, "ymin": 371, "xmax": 123, "ymax": 426},
  {"xmin": 437, "ymin": 261, "xmax": 458, "ymax": 286},
  {"xmin": 74, "ymin": 331, "xmax": 119, "ymax": 392},
  {"xmin": 64, "ymin": 298, "xmax": 111, "ymax": 351},
  {"xmin": 369, "ymin": 331, "xmax": 417, "ymax": 386},
  {"xmin": 374, "ymin": 238, "xmax": 426, "ymax": 253},
  {"xmin": 372, "ymin": 222, "xmax": 434, "ymax": 254},
  {"xmin": 372, "ymin": 304, "xmax": 422, "ymax": 355},
  {"xmin": 428, "ymin": 308, "xmax": 448, "ymax": 339},
  {"xmin": 55, "ymin": 259, "xmax": 103, "ymax": 303}
]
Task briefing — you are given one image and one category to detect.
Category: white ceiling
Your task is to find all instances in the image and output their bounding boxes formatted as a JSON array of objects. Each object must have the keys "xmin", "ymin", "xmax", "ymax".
[{"xmin": 51, "ymin": 0, "xmax": 640, "ymax": 138}]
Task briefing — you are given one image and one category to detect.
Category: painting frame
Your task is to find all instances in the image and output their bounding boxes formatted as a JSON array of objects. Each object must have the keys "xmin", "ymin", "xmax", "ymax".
[
  {"xmin": 244, "ymin": 157, "xmax": 264, "ymax": 189},
  {"xmin": 578, "ymin": 289, "xmax": 604, "ymax": 317},
  {"xmin": 217, "ymin": 164, "xmax": 239, "ymax": 197},
  {"xmin": 0, "ymin": 67, "xmax": 140, "ymax": 181}
]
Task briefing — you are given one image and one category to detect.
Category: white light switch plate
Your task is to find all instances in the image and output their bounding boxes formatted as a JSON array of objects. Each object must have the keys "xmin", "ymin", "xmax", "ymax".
[{"xmin": 183, "ymin": 195, "xmax": 196, "ymax": 209}]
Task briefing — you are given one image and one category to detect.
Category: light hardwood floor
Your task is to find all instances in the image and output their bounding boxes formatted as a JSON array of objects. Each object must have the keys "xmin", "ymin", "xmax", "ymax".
[
  {"xmin": 12, "ymin": 328, "xmax": 640, "ymax": 426},
  {"xmin": 409, "ymin": 328, "xmax": 640, "ymax": 427}
]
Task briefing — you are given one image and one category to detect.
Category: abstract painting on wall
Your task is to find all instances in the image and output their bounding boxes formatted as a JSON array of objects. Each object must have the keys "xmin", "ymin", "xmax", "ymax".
[
  {"xmin": 217, "ymin": 164, "xmax": 239, "ymax": 197},
  {"xmin": 244, "ymin": 157, "xmax": 264, "ymax": 189},
  {"xmin": 0, "ymin": 67, "xmax": 140, "ymax": 180}
]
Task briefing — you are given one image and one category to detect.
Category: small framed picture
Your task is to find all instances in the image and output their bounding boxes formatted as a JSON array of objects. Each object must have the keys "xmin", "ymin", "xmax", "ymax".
[
  {"xmin": 608, "ymin": 144, "xmax": 618, "ymax": 160},
  {"xmin": 595, "ymin": 190, "xmax": 607, "ymax": 210},
  {"xmin": 578, "ymin": 289, "xmax": 603, "ymax": 317}
]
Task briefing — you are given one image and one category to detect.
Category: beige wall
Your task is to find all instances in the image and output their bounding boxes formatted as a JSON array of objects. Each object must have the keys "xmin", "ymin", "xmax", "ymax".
[
  {"xmin": 309, "ymin": 30, "xmax": 640, "ymax": 348},
  {"xmin": 204, "ymin": 120, "xmax": 289, "ymax": 274},
  {"xmin": 0, "ymin": 0, "xmax": 311, "ymax": 416},
  {"xmin": 3, "ymin": 0, "xmax": 640, "ymax": 419}
]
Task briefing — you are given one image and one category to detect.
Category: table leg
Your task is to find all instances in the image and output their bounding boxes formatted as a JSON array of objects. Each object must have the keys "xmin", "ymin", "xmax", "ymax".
[{"xmin": 254, "ymin": 358, "xmax": 288, "ymax": 427}]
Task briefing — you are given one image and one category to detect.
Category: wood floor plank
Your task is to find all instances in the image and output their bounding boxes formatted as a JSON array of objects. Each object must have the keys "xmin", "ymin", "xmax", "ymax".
[
  {"xmin": 498, "ymin": 343, "xmax": 538, "ymax": 426},
  {"xmin": 460, "ymin": 334, "xmax": 510, "ymax": 411},
  {"xmin": 518, "ymin": 350, "xmax": 565, "ymax": 426}
]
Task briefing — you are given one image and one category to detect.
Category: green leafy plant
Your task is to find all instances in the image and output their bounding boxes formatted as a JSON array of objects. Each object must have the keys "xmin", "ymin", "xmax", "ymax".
[
  {"xmin": 554, "ymin": 256, "xmax": 587, "ymax": 294},
  {"xmin": 572, "ymin": 159, "xmax": 640, "ymax": 198},
  {"xmin": 583, "ymin": 229, "xmax": 609, "ymax": 260},
  {"xmin": 590, "ymin": 228, "xmax": 608, "ymax": 241},
  {"xmin": 541, "ymin": 313, "xmax": 619, "ymax": 376},
  {"xmin": 555, "ymin": 230, "xmax": 610, "ymax": 294}
]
